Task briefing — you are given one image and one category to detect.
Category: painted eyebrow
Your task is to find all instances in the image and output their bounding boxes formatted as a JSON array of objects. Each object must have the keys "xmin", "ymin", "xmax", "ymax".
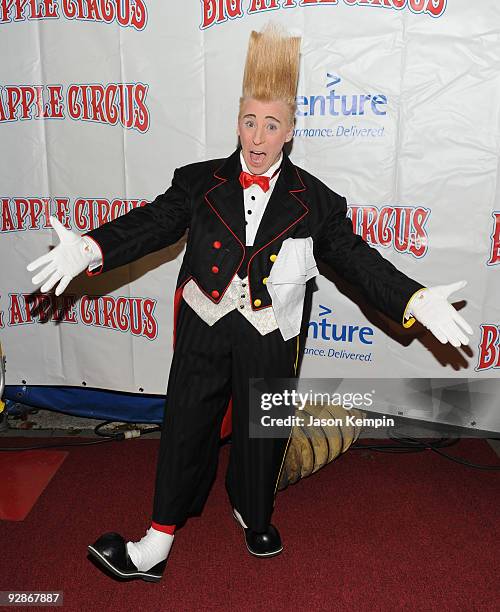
[{"xmin": 242, "ymin": 113, "xmax": 281, "ymax": 123}]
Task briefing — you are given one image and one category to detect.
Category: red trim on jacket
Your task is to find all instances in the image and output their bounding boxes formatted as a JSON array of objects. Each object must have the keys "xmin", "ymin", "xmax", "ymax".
[{"xmin": 202, "ymin": 169, "xmax": 246, "ymax": 304}]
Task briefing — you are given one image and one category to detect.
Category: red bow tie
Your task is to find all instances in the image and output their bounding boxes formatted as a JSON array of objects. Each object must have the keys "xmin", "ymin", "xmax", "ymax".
[{"xmin": 239, "ymin": 171, "xmax": 271, "ymax": 193}]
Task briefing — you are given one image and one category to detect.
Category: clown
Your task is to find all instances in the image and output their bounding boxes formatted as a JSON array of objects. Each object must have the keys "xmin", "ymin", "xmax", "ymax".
[{"xmin": 27, "ymin": 25, "xmax": 472, "ymax": 582}]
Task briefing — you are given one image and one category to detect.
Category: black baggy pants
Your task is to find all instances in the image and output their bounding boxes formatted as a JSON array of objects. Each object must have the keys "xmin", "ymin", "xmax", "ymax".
[{"xmin": 151, "ymin": 298, "xmax": 298, "ymax": 532}]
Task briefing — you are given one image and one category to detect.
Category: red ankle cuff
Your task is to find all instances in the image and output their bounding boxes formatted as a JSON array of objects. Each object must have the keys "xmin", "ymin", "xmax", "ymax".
[{"xmin": 151, "ymin": 521, "xmax": 176, "ymax": 535}]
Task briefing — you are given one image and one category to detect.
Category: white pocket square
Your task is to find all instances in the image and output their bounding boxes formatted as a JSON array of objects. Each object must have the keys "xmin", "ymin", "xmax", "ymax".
[{"xmin": 266, "ymin": 237, "xmax": 319, "ymax": 340}]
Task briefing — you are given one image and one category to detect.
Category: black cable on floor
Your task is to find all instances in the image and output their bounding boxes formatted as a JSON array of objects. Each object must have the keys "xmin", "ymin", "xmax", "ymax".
[
  {"xmin": 93, "ymin": 420, "xmax": 161, "ymax": 439},
  {"xmin": 1, "ymin": 422, "xmax": 500, "ymax": 470},
  {"xmin": 0, "ymin": 420, "xmax": 161, "ymax": 450},
  {"xmin": 351, "ymin": 429, "xmax": 500, "ymax": 470}
]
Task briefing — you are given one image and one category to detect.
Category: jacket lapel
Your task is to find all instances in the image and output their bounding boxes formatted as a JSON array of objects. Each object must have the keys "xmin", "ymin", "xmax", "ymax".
[
  {"xmin": 204, "ymin": 149, "xmax": 309, "ymax": 250},
  {"xmin": 204, "ymin": 149, "xmax": 246, "ymax": 246},
  {"xmin": 252, "ymin": 152, "xmax": 309, "ymax": 249}
]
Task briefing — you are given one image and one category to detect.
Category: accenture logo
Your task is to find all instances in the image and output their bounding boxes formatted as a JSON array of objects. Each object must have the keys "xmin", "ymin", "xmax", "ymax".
[
  {"xmin": 296, "ymin": 73, "xmax": 387, "ymax": 118},
  {"xmin": 307, "ymin": 305, "xmax": 374, "ymax": 345}
]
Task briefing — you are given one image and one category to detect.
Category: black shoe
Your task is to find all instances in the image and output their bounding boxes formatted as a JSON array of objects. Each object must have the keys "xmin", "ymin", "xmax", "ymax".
[
  {"xmin": 232, "ymin": 509, "xmax": 283, "ymax": 557},
  {"xmin": 87, "ymin": 532, "xmax": 166, "ymax": 582}
]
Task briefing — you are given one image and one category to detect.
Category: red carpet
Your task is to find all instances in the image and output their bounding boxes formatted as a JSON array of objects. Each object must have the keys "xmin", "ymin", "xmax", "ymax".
[
  {"xmin": 0, "ymin": 450, "xmax": 68, "ymax": 521},
  {"xmin": 0, "ymin": 437, "xmax": 498, "ymax": 611}
]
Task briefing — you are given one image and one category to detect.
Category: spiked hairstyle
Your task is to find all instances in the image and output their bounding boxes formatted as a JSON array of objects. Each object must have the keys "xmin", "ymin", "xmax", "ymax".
[{"xmin": 240, "ymin": 24, "xmax": 301, "ymax": 126}]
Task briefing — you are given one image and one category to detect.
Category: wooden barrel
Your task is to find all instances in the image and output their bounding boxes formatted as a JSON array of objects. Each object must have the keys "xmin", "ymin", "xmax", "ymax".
[{"xmin": 277, "ymin": 403, "xmax": 364, "ymax": 490}]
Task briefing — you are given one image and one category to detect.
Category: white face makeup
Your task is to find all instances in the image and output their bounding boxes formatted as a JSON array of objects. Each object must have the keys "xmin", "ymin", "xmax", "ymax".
[{"xmin": 237, "ymin": 98, "xmax": 293, "ymax": 175}]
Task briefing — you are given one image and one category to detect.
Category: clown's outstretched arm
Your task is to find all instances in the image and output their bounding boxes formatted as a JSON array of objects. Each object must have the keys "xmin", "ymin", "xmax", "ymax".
[
  {"xmin": 27, "ymin": 167, "xmax": 191, "ymax": 295},
  {"xmin": 316, "ymin": 192, "xmax": 472, "ymax": 348}
]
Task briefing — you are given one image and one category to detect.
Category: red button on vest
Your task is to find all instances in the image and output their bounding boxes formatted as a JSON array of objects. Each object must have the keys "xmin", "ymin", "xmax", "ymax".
[
  {"xmin": 211, "ymin": 290, "xmax": 220, "ymax": 299},
  {"xmin": 211, "ymin": 266, "xmax": 219, "ymax": 274},
  {"xmin": 213, "ymin": 241, "xmax": 221, "ymax": 249}
]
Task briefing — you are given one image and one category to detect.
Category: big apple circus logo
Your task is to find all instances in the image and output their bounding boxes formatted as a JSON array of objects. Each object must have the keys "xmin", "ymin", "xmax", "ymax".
[
  {"xmin": 477, "ymin": 213, "xmax": 500, "ymax": 371},
  {"xmin": 201, "ymin": 0, "xmax": 447, "ymax": 29}
]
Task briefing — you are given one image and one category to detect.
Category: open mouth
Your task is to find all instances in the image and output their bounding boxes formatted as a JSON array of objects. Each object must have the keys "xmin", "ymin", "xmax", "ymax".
[{"xmin": 250, "ymin": 150, "xmax": 266, "ymax": 165}]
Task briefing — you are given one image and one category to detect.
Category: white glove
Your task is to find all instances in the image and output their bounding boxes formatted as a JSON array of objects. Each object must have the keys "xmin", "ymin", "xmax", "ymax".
[
  {"xmin": 26, "ymin": 216, "xmax": 92, "ymax": 296},
  {"xmin": 408, "ymin": 281, "xmax": 473, "ymax": 347}
]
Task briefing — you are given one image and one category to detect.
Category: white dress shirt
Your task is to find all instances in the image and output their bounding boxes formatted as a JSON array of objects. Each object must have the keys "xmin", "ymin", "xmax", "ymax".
[{"xmin": 240, "ymin": 151, "xmax": 282, "ymax": 246}]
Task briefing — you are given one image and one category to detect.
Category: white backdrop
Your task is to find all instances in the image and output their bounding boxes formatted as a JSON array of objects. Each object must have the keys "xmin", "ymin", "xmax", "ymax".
[{"xmin": 1, "ymin": 0, "xmax": 500, "ymax": 396}]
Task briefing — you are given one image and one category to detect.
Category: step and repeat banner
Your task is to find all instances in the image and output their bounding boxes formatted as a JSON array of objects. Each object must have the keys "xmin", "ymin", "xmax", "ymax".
[{"xmin": 1, "ymin": 2, "xmax": 500, "ymax": 411}]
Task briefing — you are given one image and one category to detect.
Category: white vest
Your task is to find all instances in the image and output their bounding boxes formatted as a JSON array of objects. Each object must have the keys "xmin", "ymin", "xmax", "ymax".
[{"xmin": 182, "ymin": 276, "xmax": 279, "ymax": 336}]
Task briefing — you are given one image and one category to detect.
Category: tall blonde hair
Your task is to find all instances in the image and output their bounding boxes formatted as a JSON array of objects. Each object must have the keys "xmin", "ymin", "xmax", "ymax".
[{"xmin": 240, "ymin": 24, "xmax": 301, "ymax": 126}]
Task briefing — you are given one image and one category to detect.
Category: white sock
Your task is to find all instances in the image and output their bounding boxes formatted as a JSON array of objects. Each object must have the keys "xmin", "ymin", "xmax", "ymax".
[{"xmin": 126, "ymin": 527, "xmax": 174, "ymax": 572}]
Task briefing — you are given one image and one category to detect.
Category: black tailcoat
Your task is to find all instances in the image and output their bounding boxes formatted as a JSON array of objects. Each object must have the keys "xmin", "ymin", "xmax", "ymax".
[{"xmin": 86, "ymin": 147, "xmax": 423, "ymax": 323}]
